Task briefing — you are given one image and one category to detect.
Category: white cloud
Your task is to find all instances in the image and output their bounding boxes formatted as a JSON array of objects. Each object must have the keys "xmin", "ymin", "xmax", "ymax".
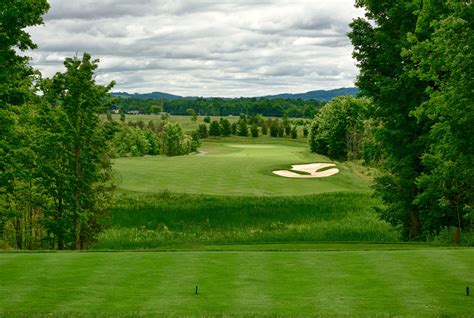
[{"xmin": 25, "ymin": 0, "xmax": 364, "ymax": 97}]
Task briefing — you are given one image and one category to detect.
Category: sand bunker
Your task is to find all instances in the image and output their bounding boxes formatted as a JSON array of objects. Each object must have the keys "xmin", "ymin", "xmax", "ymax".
[{"xmin": 273, "ymin": 163, "xmax": 339, "ymax": 178}]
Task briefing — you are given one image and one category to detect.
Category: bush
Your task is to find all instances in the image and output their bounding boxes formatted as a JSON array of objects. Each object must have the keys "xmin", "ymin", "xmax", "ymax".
[{"xmin": 203, "ymin": 116, "xmax": 211, "ymax": 123}]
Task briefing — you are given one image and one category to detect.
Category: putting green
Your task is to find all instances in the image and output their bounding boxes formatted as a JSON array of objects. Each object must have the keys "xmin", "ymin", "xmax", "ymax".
[{"xmin": 113, "ymin": 139, "xmax": 370, "ymax": 196}]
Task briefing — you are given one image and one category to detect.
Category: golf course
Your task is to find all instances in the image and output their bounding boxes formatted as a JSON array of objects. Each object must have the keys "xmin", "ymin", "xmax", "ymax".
[
  {"xmin": 2, "ymin": 137, "xmax": 473, "ymax": 317},
  {"xmin": 2, "ymin": 0, "xmax": 473, "ymax": 316}
]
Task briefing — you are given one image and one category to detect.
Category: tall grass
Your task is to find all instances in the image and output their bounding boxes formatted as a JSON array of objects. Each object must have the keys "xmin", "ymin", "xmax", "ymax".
[{"xmin": 94, "ymin": 192, "xmax": 399, "ymax": 249}]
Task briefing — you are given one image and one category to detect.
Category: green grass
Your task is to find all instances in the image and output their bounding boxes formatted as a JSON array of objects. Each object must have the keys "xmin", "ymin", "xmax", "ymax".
[
  {"xmin": 1, "ymin": 248, "xmax": 473, "ymax": 317},
  {"xmin": 113, "ymin": 138, "xmax": 370, "ymax": 196},
  {"xmin": 95, "ymin": 192, "xmax": 397, "ymax": 249}
]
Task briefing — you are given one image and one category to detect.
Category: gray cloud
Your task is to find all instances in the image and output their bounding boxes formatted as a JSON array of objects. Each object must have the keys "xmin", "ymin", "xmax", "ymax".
[{"xmin": 25, "ymin": 0, "xmax": 364, "ymax": 97}]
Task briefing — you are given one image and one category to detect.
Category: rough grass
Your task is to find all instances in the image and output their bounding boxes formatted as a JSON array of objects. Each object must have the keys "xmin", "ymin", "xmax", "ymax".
[
  {"xmin": 93, "ymin": 192, "xmax": 398, "ymax": 249},
  {"xmin": 1, "ymin": 249, "xmax": 473, "ymax": 317}
]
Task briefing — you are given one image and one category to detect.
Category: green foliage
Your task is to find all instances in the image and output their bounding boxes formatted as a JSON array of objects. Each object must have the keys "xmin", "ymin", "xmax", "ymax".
[
  {"xmin": 250, "ymin": 124, "xmax": 259, "ymax": 138},
  {"xmin": 115, "ymin": 96, "xmax": 322, "ymax": 118},
  {"xmin": 309, "ymin": 96, "xmax": 370, "ymax": 161},
  {"xmin": 112, "ymin": 126, "xmax": 149, "ymax": 157},
  {"xmin": 303, "ymin": 125, "xmax": 309, "ymax": 137},
  {"xmin": 160, "ymin": 123, "xmax": 192, "ymax": 156},
  {"xmin": 237, "ymin": 119, "xmax": 248, "ymax": 136},
  {"xmin": 290, "ymin": 126, "xmax": 297, "ymax": 139},
  {"xmin": 208, "ymin": 120, "xmax": 221, "ymax": 137},
  {"xmin": 269, "ymin": 120, "xmax": 280, "ymax": 137},
  {"xmin": 219, "ymin": 118, "xmax": 232, "ymax": 136},
  {"xmin": 197, "ymin": 123, "xmax": 208, "ymax": 138},
  {"xmin": 231, "ymin": 122, "xmax": 238, "ymax": 135},
  {"xmin": 39, "ymin": 53, "xmax": 115, "ymax": 249},
  {"xmin": 349, "ymin": 0, "xmax": 473, "ymax": 239},
  {"xmin": 203, "ymin": 115, "xmax": 211, "ymax": 123},
  {"xmin": 186, "ymin": 108, "xmax": 197, "ymax": 121},
  {"xmin": 349, "ymin": 1, "xmax": 431, "ymax": 239},
  {"xmin": 407, "ymin": 4, "xmax": 474, "ymax": 235}
]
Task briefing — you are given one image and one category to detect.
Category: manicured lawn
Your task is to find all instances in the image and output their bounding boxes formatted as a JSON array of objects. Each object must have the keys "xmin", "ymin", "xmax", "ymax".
[
  {"xmin": 1, "ymin": 247, "xmax": 473, "ymax": 317},
  {"xmin": 113, "ymin": 138, "xmax": 371, "ymax": 196}
]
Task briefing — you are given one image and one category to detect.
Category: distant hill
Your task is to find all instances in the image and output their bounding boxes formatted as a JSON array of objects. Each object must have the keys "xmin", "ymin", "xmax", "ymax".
[
  {"xmin": 263, "ymin": 87, "xmax": 359, "ymax": 101},
  {"xmin": 111, "ymin": 91, "xmax": 182, "ymax": 100},
  {"xmin": 111, "ymin": 87, "xmax": 359, "ymax": 101}
]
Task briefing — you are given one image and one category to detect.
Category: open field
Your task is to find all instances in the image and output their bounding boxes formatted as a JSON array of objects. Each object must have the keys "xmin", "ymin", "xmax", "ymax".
[
  {"xmin": 1, "ymin": 248, "xmax": 473, "ymax": 317},
  {"xmin": 113, "ymin": 138, "xmax": 371, "ymax": 196}
]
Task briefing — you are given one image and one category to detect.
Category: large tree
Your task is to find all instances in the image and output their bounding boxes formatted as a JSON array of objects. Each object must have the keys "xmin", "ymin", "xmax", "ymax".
[
  {"xmin": 40, "ymin": 53, "xmax": 115, "ymax": 249},
  {"xmin": 408, "ymin": 2, "xmax": 474, "ymax": 237},
  {"xmin": 349, "ymin": 0, "xmax": 473, "ymax": 239},
  {"xmin": 0, "ymin": 0, "xmax": 50, "ymax": 248},
  {"xmin": 349, "ymin": 0, "xmax": 431, "ymax": 239}
]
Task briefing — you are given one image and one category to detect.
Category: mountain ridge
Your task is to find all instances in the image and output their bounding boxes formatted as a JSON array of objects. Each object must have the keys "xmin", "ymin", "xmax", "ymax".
[{"xmin": 111, "ymin": 87, "xmax": 359, "ymax": 101}]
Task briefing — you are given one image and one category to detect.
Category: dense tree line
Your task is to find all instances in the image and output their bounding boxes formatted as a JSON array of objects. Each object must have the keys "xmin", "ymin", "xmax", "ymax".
[
  {"xmin": 199, "ymin": 113, "xmax": 310, "ymax": 140},
  {"xmin": 0, "ymin": 1, "xmax": 199, "ymax": 250},
  {"xmin": 114, "ymin": 96, "xmax": 323, "ymax": 118},
  {"xmin": 110, "ymin": 119, "xmax": 200, "ymax": 157},
  {"xmin": 0, "ymin": 0, "xmax": 117, "ymax": 249},
  {"xmin": 310, "ymin": 1, "xmax": 473, "ymax": 241}
]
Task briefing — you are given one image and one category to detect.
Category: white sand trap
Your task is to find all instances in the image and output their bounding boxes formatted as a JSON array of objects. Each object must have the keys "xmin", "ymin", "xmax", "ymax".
[{"xmin": 273, "ymin": 163, "xmax": 339, "ymax": 178}]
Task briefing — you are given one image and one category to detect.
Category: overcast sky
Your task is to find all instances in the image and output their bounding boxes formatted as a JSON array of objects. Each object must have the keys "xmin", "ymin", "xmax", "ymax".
[{"xmin": 26, "ymin": 0, "xmax": 365, "ymax": 97}]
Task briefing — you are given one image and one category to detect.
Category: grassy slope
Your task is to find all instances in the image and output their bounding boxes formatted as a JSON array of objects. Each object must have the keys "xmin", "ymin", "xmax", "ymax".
[
  {"xmin": 1, "ymin": 249, "xmax": 473, "ymax": 317},
  {"xmin": 113, "ymin": 137, "xmax": 370, "ymax": 196}
]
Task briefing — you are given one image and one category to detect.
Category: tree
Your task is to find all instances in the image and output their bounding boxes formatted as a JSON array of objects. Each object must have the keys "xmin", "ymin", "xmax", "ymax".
[
  {"xmin": 198, "ymin": 123, "xmax": 208, "ymax": 139},
  {"xmin": 407, "ymin": 3, "xmax": 474, "ymax": 238},
  {"xmin": 187, "ymin": 108, "xmax": 197, "ymax": 121},
  {"xmin": 309, "ymin": 96, "xmax": 369, "ymax": 160},
  {"xmin": 261, "ymin": 123, "xmax": 268, "ymax": 135},
  {"xmin": 238, "ymin": 119, "xmax": 248, "ymax": 137},
  {"xmin": 347, "ymin": 0, "xmax": 474, "ymax": 239},
  {"xmin": 40, "ymin": 53, "xmax": 115, "ymax": 249},
  {"xmin": 231, "ymin": 122, "xmax": 238, "ymax": 135},
  {"xmin": 203, "ymin": 116, "xmax": 211, "ymax": 123},
  {"xmin": 250, "ymin": 124, "xmax": 259, "ymax": 138},
  {"xmin": 220, "ymin": 118, "xmax": 232, "ymax": 137},
  {"xmin": 270, "ymin": 120, "xmax": 279, "ymax": 137},
  {"xmin": 0, "ymin": 0, "xmax": 50, "ymax": 249},
  {"xmin": 290, "ymin": 126, "xmax": 298, "ymax": 139},
  {"xmin": 161, "ymin": 123, "xmax": 188, "ymax": 156},
  {"xmin": 209, "ymin": 120, "xmax": 221, "ymax": 137}
]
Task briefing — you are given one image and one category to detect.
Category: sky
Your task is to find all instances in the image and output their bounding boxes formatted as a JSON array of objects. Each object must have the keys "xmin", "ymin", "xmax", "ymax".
[{"xmin": 26, "ymin": 0, "xmax": 365, "ymax": 97}]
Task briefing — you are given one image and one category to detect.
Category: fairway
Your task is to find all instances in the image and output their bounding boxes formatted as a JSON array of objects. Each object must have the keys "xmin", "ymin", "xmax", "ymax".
[
  {"xmin": 1, "ymin": 248, "xmax": 473, "ymax": 317},
  {"xmin": 113, "ymin": 138, "xmax": 370, "ymax": 196}
]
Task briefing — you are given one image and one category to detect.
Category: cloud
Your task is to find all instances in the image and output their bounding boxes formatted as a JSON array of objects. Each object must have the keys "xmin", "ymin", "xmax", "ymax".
[{"xmin": 25, "ymin": 0, "xmax": 364, "ymax": 97}]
